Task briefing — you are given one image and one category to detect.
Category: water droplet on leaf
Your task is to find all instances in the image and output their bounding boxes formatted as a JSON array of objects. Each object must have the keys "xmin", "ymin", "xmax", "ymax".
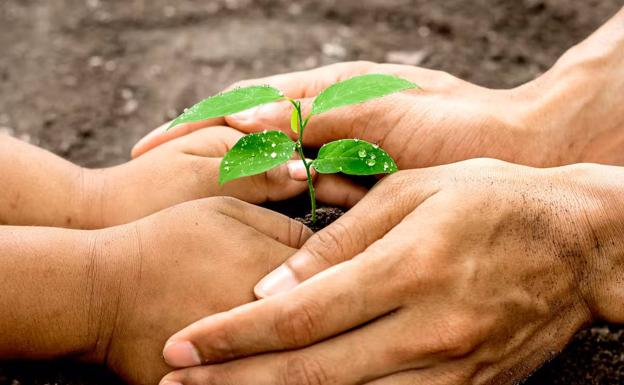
[
  {"xmin": 270, "ymin": 152, "xmax": 277, "ymax": 158},
  {"xmin": 367, "ymin": 159, "xmax": 376, "ymax": 166},
  {"xmin": 358, "ymin": 149, "xmax": 367, "ymax": 158}
]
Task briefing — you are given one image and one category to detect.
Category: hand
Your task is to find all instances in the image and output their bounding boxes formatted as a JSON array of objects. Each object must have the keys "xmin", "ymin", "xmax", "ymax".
[
  {"xmin": 158, "ymin": 159, "xmax": 624, "ymax": 385},
  {"xmin": 89, "ymin": 197, "xmax": 313, "ymax": 385},
  {"xmin": 132, "ymin": 9, "xmax": 624, "ymax": 168},
  {"xmin": 86, "ymin": 126, "xmax": 366, "ymax": 228}
]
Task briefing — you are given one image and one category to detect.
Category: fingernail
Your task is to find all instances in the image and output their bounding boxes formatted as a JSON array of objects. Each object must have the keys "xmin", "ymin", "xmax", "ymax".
[
  {"xmin": 163, "ymin": 341, "xmax": 201, "ymax": 367},
  {"xmin": 255, "ymin": 264, "xmax": 300, "ymax": 298},
  {"xmin": 159, "ymin": 381, "xmax": 182, "ymax": 385},
  {"xmin": 229, "ymin": 106, "xmax": 259, "ymax": 122},
  {"xmin": 287, "ymin": 160, "xmax": 308, "ymax": 180}
]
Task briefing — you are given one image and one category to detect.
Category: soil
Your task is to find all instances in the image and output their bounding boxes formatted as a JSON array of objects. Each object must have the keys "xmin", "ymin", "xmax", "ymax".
[{"xmin": 1, "ymin": 0, "xmax": 623, "ymax": 384}]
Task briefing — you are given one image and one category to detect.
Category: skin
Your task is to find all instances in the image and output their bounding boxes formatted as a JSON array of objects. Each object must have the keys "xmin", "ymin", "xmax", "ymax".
[
  {"xmin": 0, "ymin": 197, "xmax": 311, "ymax": 385},
  {"xmin": 158, "ymin": 6, "xmax": 624, "ymax": 385},
  {"xmin": 0, "ymin": 126, "xmax": 365, "ymax": 229},
  {"xmin": 161, "ymin": 159, "xmax": 624, "ymax": 385}
]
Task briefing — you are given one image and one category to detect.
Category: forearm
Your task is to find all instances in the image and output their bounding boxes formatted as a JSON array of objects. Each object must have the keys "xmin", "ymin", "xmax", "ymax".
[
  {"xmin": 516, "ymin": 7, "xmax": 624, "ymax": 165},
  {"xmin": 0, "ymin": 134, "xmax": 102, "ymax": 228},
  {"xmin": 0, "ymin": 225, "xmax": 123, "ymax": 362}
]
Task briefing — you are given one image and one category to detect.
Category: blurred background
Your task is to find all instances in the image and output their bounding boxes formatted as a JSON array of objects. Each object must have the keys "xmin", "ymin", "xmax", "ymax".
[{"xmin": 1, "ymin": 0, "xmax": 623, "ymax": 384}]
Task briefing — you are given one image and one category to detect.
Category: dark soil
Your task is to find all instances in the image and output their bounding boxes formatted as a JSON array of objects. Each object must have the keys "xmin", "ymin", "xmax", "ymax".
[
  {"xmin": 1, "ymin": 0, "xmax": 623, "ymax": 384},
  {"xmin": 296, "ymin": 207, "xmax": 346, "ymax": 232}
]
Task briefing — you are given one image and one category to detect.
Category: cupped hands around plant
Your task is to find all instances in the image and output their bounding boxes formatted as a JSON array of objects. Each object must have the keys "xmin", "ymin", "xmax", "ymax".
[{"xmin": 165, "ymin": 74, "xmax": 419, "ymax": 222}]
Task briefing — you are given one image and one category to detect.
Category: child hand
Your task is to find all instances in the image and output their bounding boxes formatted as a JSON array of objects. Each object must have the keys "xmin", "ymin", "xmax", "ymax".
[
  {"xmin": 86, "ymin": 126, "xmax": 366, "ymax": 228},
  {"xmin": 92, "ymin": 197, "xmax": 310, "ymax": 385}
]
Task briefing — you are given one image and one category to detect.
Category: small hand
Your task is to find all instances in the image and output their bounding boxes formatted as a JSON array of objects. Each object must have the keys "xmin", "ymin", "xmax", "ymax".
[
  {"xmin": 94, "ymin": 197, "xmax": 313, "ymax": 385},
  {"xmin": 91, "ymin": 125, "xmax": 366, "ymax": 227},
  {"xmin": 159, "ymin": 159, "xmax": 622, "ymax": 385}
]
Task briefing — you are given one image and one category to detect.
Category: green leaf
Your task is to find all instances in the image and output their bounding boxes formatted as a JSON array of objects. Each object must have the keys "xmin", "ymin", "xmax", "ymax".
[
  {"xmin": 290, "ymin": 108, "xmax": 299, "ymax": 134},
  {"xmin": 219, "ymin": 131, "xmax": 296, "ymax": 185},
  {"xmin": 169, "ymin": 86, "xmax": 284, "ymax": 129},
  {"xmin": 312, "ymin": 139, "xmax": 398, "ymax": 175},
  {"xmin": 311, "ymin": 74, "xmax": 419, "ymax": 115}
]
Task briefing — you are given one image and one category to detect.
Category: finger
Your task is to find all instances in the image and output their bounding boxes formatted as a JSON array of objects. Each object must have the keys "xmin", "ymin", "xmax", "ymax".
[
  {"xmin": 160, "ymin": 309, "xmax": 443, "ymax": 385},
  {"xmin": 131, "ymin": 117, "xmax": 226, "ymax": 158},
  {"xmin": 254, "ymin": 172, "xmax": 435, "ymax": 298},
  {"xmin": 363, "ymin": 364, "xmax": 469, "ymax": 385},
  {"xmin": 225, "ymin": 61, "xmax": 378, "ymax": 99},
  {"xmin": 167, "ymin": 126, "xmax": 314, "ymax": 201},
  {"xmin": 208, "ymin": 198, "xmax": 312, "ymax": 249},
  {"xmin": 162, "ymin": 247, "xmax": 406, "ymax": 366},
  {"xmin": 315, "ymin": 174, "xmax": 368, "ymax": 208}
]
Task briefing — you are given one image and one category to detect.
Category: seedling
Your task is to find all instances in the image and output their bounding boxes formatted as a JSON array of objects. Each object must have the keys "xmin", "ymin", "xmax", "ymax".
[{"xmin": 168, "ymin": 74, "xmax": 420, "ymax": 223}]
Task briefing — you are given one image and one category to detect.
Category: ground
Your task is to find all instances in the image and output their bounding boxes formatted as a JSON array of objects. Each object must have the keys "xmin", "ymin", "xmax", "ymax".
[{"xmin": 0, "ymin": 0, "xmax": 623, "ymax": 384}]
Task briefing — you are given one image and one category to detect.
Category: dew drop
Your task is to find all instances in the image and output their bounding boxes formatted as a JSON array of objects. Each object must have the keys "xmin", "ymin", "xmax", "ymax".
[
  {"xmin": 224, "ymin": 166, "xmax": 230, "ymax": 171},
  {"xmin": 271, "ymin": 143, "xmax": 276, "ymax": 148},
  {"xmin": 367, "ymin": 159, "xmax": 376, "ymax": 166},
  {"xmin": 370, "ymin": 154, "xmax": 376, "ymax": 160},
  {"xmin": 358, "ymin": 149, "xmax": 367, "ymax": 158},
  {"xmin": 383, "ymin": 162, "xmax": 389, "ymax": 170},
  {"xmin": 373, "ymin": 144, "xmax": 379, "ymax": 149},
  {"xmin": 270, "ymin": 152, "xmax": 277, "ymax": 158}
]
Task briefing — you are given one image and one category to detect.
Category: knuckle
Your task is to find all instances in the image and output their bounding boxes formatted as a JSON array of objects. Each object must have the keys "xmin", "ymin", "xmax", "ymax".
[
  {"xmin": 305, "ymin": 222, "xmax": 350, "ymax": 266},
  {"xmin": 280, "ymin": 355, "xmax": 328, "ymax": 385},
  {"xmin": 207, "ymin": 196, "xmax": 244, "ymax": 214},
  {"xmin": 433, "ymin": 313, "xmax": 483, "ymax": 358},
  {"xmin": 201, "ymin": 324, "xmax": 239, "ymax": 362},
  {"xmin": 289, "ymin": 218, "xmax": 312, "ymax": 248},
  {"xmin": 274, "ymin": 299, "xmax": 322, "ymax": 348}
]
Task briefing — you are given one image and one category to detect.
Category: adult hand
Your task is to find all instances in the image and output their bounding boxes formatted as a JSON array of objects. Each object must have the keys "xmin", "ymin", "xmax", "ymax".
[
  {"xmin": 159, "ymin": 159, "xmax": 624, "ymax": 385},
  {"xmin": 92, "ymin": 197, "xmax": 312, "ymax": 385},
  {"xmin": 88, "ymin": 125, "xmax": 365, "ymax": 227},
  {"xmin": 132, "ymin": 8, "xmax": 624, "ymax": 168}
]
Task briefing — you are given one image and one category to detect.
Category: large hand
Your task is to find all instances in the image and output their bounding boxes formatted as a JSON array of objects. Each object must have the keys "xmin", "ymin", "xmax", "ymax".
[
  {"xmin": 132, "ymin": 8, "xmax": 624, "ymax": 168},
  {"xmin": 159, "ymin": 159, "xmax": 624, "ymax": 385},
  {"xmin": 89, "ymin": 197, "xmax": 312, "ymax": 385},
  {"xmin": 88, "ymin": 126, "xmax": 365, "ymax": 228}
]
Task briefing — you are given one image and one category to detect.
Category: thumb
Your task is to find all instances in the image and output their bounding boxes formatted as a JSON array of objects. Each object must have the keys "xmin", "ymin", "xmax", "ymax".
[
  {"xmin": 253, "ymin": 176, "xmax": 408, "ymax": 298},
  {"xmin": 131, "ymin": 117, "xmax": 226, "ymax": 158}
]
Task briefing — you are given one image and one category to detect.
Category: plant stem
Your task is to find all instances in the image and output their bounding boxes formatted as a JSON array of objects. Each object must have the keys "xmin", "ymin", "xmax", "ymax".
[{"xmin": 291, "ymin": 99, "xmax": 317, "ymax": 224}]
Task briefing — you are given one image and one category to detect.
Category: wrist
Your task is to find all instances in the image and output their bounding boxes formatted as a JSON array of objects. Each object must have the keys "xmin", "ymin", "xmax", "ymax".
[
  {"xmin": 511, "ymin": 8, "xmax": 624, "ymax": 166},
  {"xmin": 78, "ymin": 224, "xmax": 142, "ymax": 364},
  {"xmin": 78, "ymin": 165, "xmax": 138, "ymax": 229},
  {"xmin": 559, "ymin": 163, "xmax": 624, "ymax": 323}
]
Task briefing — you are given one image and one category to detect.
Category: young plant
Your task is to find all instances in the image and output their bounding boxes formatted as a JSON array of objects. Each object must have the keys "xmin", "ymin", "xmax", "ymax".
[{"xmin": 168, "ymin": 74, "xmax": 420, "ymax": 223}]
